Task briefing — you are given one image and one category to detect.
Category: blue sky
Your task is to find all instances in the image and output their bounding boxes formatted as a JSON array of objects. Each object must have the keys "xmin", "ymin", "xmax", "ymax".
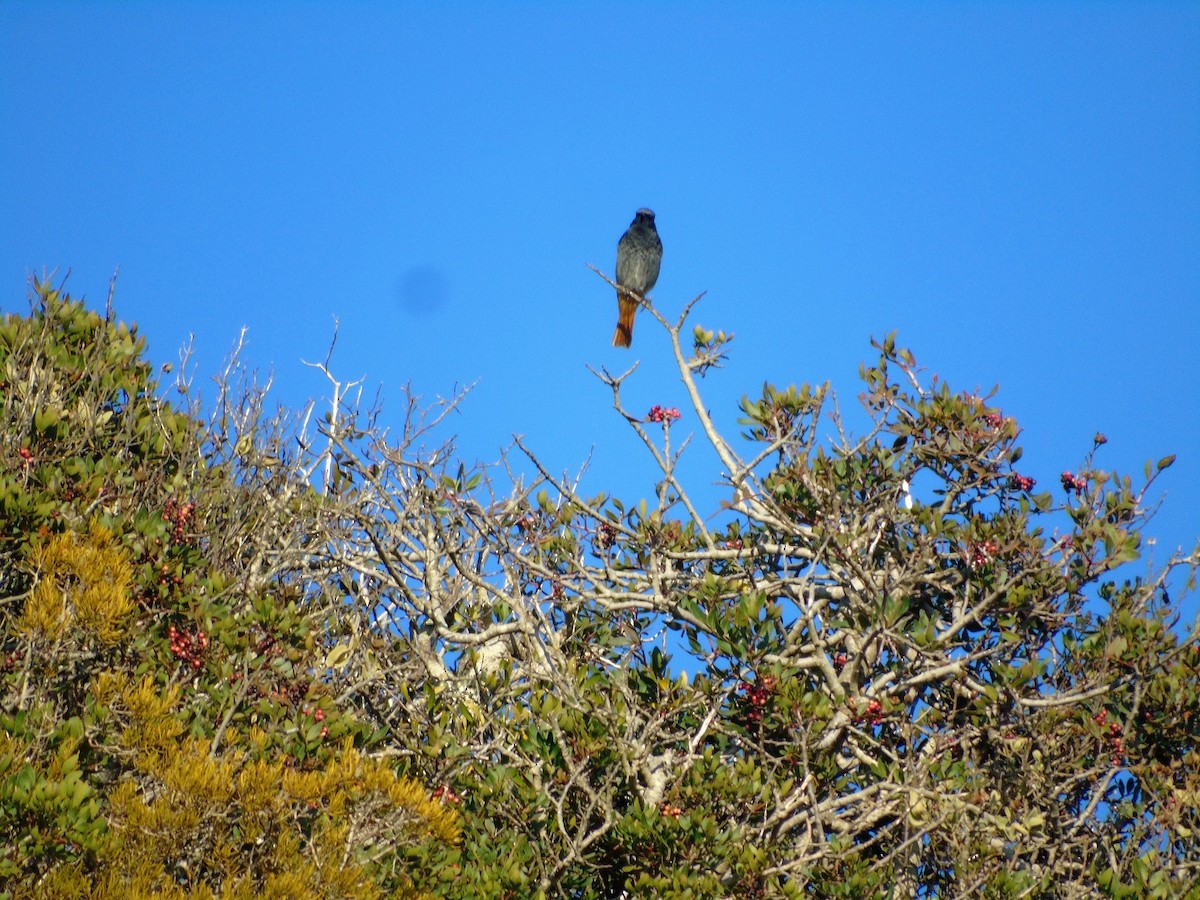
[{"xmin": 3, "ymin": 3, "xmax": 1198, "ymax": 621}]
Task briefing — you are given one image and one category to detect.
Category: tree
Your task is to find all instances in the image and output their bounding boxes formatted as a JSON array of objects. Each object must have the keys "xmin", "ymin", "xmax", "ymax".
[
  {"xmin": 2, "ymin": 278, "xmax": 1197, "ymax": 899},
  {"xmin": 310, "ymin": 295, "xmax": 1199, "ymax": 898}
]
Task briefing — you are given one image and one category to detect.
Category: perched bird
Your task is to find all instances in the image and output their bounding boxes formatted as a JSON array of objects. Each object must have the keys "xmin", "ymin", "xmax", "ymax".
[{"xmin": 613, "ymin": 208, "xmax": 662, "ymax": 348}]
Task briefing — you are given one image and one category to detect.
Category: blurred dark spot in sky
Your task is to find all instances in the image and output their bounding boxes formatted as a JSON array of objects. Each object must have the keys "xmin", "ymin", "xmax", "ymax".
[{"xmin": 397, "ymin": 266, "xmax": 449, "ymax": 316}]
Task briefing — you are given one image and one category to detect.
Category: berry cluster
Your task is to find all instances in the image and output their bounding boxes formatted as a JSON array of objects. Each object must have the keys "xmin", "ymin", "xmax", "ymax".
[
  {"xmin": 1009, "ymin": 473, "xmax": 1036, "ymax": 492},
  {"xmin": 1061, "ymin": 471, "xmax": 1088, "ymax": 494},
  {"xmin": 969, "ymin": 540, "xmax": 1000, "ymax": 569},
  {"xmin": 252, "ymin": 625, "xmax": 285, "ymax": 658},
  {"xmin": 167, "ymin": 624, "xmax": 209, "ymax": 670},
  {"xmin": 983, "ymin": 412, "xmax": 1004, "ymax": 429},
  {"xmin": 1094, "ymin": 709, "xmax": 1126, "ymax": 766},
  {"xmin": 162, "ymin": 498, "xmax": 196, "ymax": 544},
  {"xmin": 660, "ymin": 802, "xmax": 684, "ymax": 819},
  {"xmin": 155, "ymin": 562, "xmax": 184, "ymax": 590},
  {"xmin": 738, "ymin": 674, "xmax": 777, "ymax": 725},
  {"xmin": 646, "ymin": 405, "xmax": 682, "ymax": 424},
  {"xmin": 301, "ymin": 705, "xmax": 329, "ymax": 739},
  {"xmin": 432, "ymin": 784, "xmax": 462, "ymax": 804},
  {"xmin": 17, "ymin": 447, "xmax": 33, "ymax": 469},
  {"xmin": 854, "ymin": 698, "xmax": 885, "ymax": 726}
]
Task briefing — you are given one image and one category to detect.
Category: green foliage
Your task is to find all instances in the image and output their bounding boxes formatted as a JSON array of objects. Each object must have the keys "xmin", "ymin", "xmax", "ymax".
[{"xmin": 0, "ymin": 728, "xmax": 107, "ymax": 885}]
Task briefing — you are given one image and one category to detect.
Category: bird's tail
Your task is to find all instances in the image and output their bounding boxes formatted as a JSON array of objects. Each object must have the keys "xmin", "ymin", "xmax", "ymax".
[{"xmin": 613, "ymin": 291, "xmax": 638, "ymax": 348}]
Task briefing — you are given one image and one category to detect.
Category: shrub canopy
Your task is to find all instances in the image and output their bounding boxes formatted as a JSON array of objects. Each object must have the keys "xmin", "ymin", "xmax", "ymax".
[{"xmin": 1, "ymin": 280, "xmax": 1197, "ymax": 899}]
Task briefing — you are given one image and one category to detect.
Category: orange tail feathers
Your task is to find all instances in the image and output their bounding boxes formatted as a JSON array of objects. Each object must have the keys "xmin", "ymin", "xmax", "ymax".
[{"xmin": 613, "ymin": 291, "xmax": 638, "ymax": 348}]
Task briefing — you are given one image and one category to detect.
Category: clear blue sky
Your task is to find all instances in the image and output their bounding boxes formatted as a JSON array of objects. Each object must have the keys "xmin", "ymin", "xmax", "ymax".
[{"xmin": 3, "ymin": 3, "xmax": 1198, "ymax": 621}]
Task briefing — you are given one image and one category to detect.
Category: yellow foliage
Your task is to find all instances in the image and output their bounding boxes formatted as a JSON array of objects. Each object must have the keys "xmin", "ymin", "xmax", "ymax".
[
  {"xmin": 78, "ymin": 681, "xmax": 455, "ymax": 898},
  {"xmin": 245, "ymin": 725, "xmax": 270, "ymax": 751},
  {"xmin": 19, "ymin": 522, "xmax": 134, "ymax": 645},
  {"xmin": 116, "ymin": 674, "xmax": 185, "ymax": 763},
  {"xmin": 160, "ymin": 738, "xmax": 239, "ymax": 808},
  {"xmin": 0, "ymin": 729, "xmax": 21, "ymax": 765},
  {"xmin": 92, "ymin": 670, "xmax": 123, "ymax": 706},
  {"xmin": 234, "ymin": 757, "xmax": 283, "ymax": 813}
]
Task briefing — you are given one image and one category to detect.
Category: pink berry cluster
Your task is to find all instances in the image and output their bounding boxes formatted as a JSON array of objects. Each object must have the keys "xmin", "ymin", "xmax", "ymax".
[
  {"xmin": 1061, "ymin": 472, "xmax": 1088, "ymax": 494},
  {"xmin": 1009, "ymin": 474, "xmax": 1036, "ymax": 492},
  {"xmin": 977, "ymin": 404, "xmax": 1015, "ymax": 429},
  {"xmin": 660, "ymin": 801, "xmax": 684, "ymax": 819},
  {"xmin": 167, "ymin": 624, "xmax": 209, "ymax": 669},
  {"xmin": 647, "ymin": 405, "xmax": 682, "ymax": 424},
  {"xmin": 969, "ymin": 540, "xmax": 1000, "ymax": 569},
  {"xmin": 162, "ymin": 498, "xmax": 195, "ymax": 543},
  {"xmin": 17, "ymin": 447, "xmax": 33, "ymax": 469},
  {"xmin": 432, "ymin": 784, "xmax": 462, "ymax": 804},
  {"xmin": 738, "ymin": 674, "xmax": 777, "ymax": 724},
  {"xmin": 301, "ymin": 705, "xmax": 329, "ymax": 739},
  {"xmin": 854, "ymin": 698, "xmax": 885, "ymax": 726},
  {"xmin": 1093, "ymin": 709, "xmax": 1126, "ymax": 766}
]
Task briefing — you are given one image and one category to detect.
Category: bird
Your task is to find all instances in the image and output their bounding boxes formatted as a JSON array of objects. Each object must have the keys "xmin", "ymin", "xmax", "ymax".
[{"xmin": 613, "ymin": 208, "xmax": 662, "ymax": 347}]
